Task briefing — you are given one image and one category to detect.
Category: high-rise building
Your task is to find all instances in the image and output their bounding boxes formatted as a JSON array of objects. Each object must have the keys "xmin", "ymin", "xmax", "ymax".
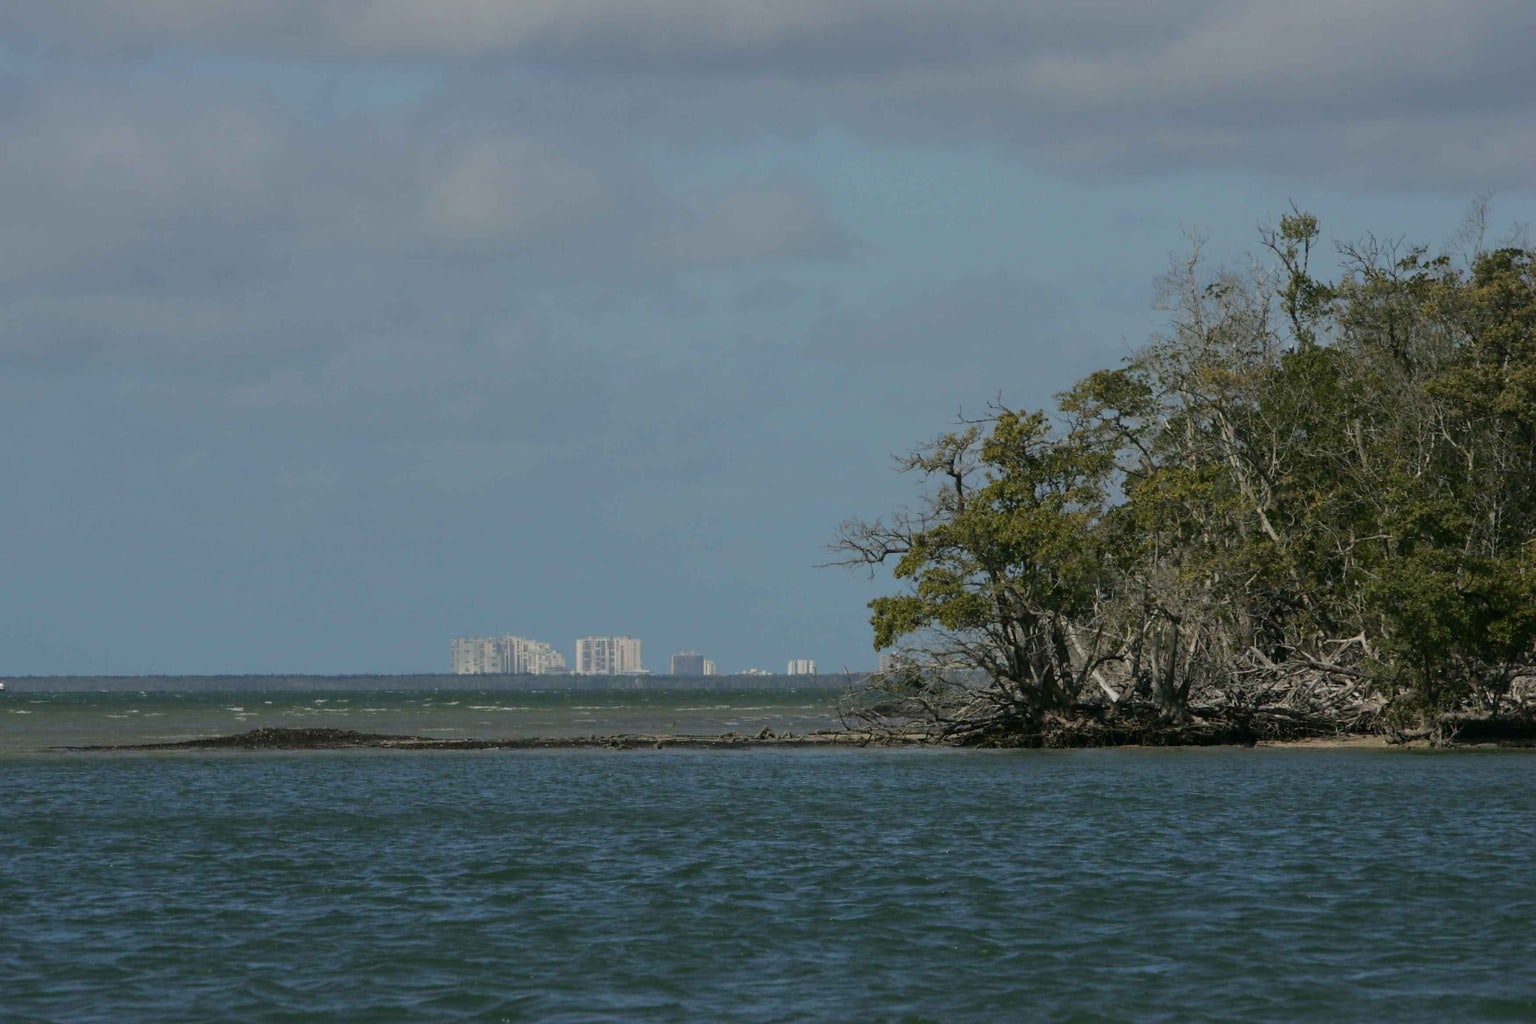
[
  {"xmin": 504, "ymin": 636, "xmax": 567, "ymax": 675},
  {"xmin": 670, "ymin": 651, "xmax": 716, "ymax": 677},
  {"xmin": 576, "ymin": 636, "xmax": 643, "ymax": 675},
  {"xmin": 451, "ymin": 635, "xmax": 567, "ymax": 675},
  {"xmin": 452, "ymin": 637, "xmax": 504, "ymax": 675},
  {"xmin": 787, "ymin": 658, "xmax": 817, "ymax": 676}
]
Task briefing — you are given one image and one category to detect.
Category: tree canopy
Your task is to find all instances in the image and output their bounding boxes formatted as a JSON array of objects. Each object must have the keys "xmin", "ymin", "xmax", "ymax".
[{"xmin": 836, "ymin": 210, "xmax": 1536, "ymax": 745}]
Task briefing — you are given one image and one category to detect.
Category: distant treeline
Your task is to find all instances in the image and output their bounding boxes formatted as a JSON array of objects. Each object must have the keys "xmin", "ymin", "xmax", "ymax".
[{"xmin": 5, "ymin": 673, "xmax": 864, "ymax": 694}]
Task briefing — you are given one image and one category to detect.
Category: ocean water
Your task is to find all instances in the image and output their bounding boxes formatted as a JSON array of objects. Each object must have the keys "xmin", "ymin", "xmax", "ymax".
[{"xmin": 4, "ymin": 692, "xmax": 1536, "ymax": 1022}]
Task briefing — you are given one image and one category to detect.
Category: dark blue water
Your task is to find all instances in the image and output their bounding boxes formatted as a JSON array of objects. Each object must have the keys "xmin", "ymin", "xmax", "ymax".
[{"xmin": 5, "ymin": 744, "xmax": 1535, "ymax": 1022}]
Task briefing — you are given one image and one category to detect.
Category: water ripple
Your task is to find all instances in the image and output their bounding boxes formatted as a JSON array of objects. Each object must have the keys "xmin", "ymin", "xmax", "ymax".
[{"xmin": 4, "ymin": 749, "xmax": 1536, "ymax": 1021}]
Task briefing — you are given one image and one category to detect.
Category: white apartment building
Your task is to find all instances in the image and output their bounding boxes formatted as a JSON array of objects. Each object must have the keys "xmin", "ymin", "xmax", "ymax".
[
  {"xmin": 452, "ymin": 637, "xmax": 504, "ymax": 675},
  {"xmin": 576, "ymin": 635, "xmax": 644, "ymax": 675},
  {"xmin": 787, "ymin": 659, "xmax": 817, "ymax": 676},
  {"xmin": 504, "ymin": 636, "xmax": 567, "ymax": 675},
  {"xmin": 451, "ymin": 635, "xmax": 567, "ymax": 675}
]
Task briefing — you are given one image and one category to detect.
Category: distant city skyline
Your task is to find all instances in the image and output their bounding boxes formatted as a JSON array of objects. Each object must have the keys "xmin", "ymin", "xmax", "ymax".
[
  {"xmin": 451, "ymin": 635, "xmax": 568, "ymax": 676},
  {"xmin": 452, "ymin": 632, "xmax": 827, "ymax": 677}
]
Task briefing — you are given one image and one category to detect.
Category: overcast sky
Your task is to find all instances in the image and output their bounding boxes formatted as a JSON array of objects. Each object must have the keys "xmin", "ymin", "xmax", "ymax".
[{"xmin": 3, "ymin": 2, "xmax": 1534, "ymax": 675}]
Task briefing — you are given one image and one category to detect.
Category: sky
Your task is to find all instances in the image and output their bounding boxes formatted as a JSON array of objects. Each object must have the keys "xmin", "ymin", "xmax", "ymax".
[{"xmin": 3, "ymin": 2, "xmax": 1535, "ymax": 676}]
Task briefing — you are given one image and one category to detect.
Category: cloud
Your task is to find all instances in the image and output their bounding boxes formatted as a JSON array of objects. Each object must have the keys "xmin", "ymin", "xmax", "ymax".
[
  {"xmin": 0, "ymin": 80, "xmax": 288, "ymax": 285},
  {"xmin": 418, "ymin": 136, "xmax": 612, "ymax": 249},
  {"xmin": 6, "ymin": 3, "xmax": 1534, "ymax": 190},
  {"xmin": 655, "ymin": 184, "xmax": 851, "ymax": 268},
  {"xmin": 5, "ymin": 2, "xmax": 1186, "ymax": 64},
  {"xmin": 0, "ymin": 71, "xmax": 851, "ymax": 370},
  {"xmin": 412, "ymin": 0, "xmax": 1534, "ymax": 190}
]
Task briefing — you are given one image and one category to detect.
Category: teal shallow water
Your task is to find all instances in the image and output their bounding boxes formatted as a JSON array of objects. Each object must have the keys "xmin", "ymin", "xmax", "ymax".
[
  {"xmin": 3, "ymin": 696, "xmax": 1536, "ymax": 1021},
  {"xmin": 0, "ymin": 689, "xmax": 843, "ymax": 752}
]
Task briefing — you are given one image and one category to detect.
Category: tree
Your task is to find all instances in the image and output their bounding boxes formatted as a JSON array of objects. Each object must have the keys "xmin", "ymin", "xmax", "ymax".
[
  {"xmin": 836, "ymin": 410, "xmax": 1119, "ymax": 742},
  {"xmin": 837, "ymin": 209, "xmax": 1536, "ymax": 746}
]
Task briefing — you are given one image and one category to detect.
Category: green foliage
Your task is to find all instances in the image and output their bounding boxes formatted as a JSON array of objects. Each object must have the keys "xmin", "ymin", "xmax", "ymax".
[{"xmin": 841, "ymin": 211, "xmax": 1536, "ymax": 732}]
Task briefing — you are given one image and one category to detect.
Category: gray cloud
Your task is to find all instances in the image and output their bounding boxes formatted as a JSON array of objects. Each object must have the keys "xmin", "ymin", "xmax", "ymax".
[
  {"xmin": 416, "ymin": 135, "xmax": 613, "ymax": 250},
  {"xmin": 0, "ymin": 79, "xmax": 610, "ymax": 284},
  {"xmin": 0, "ymin": 72, "xmax": 851, "ymax": 370},
  {"xmin": 654, "ymin": 183, "xmax": 852, "ymax": 268},
  {"xmin": 6, "ymin": 3, "xmax": 1534, "ymax": 190},
  {"xmin": 4, "ymin": 2, "xmax": 1195, "ymax": 64},
  {"xmin": 0, "ymin": 80, "xmax": 288, "ymax": 287}
]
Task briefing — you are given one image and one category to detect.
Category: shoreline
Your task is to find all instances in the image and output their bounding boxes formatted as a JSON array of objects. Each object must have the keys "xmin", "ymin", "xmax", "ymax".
[
  {"xmin": 62, "ymin": 726, "xmax": 875, "ymax": 752},
  {"xmin": 57, "ymin": 725, "xmax": 1536, "ymax": 753}
]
